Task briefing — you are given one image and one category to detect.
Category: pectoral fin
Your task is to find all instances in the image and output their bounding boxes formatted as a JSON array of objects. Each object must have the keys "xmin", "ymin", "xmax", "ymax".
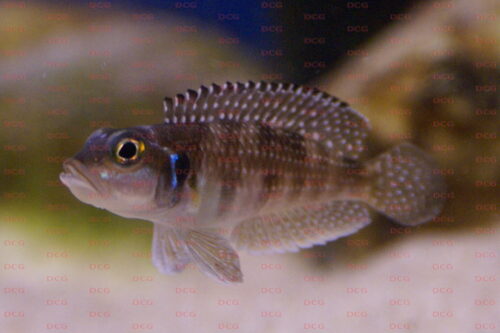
[
  {"xmin": 184, "ymin": 229, "xmax": 243, "ymax": 284},
  {"xmin": 152, "ymin": 223, "xmax": 191, "ymax": 274}
]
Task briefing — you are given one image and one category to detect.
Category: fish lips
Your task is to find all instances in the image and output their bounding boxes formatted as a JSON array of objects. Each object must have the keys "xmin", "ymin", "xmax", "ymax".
[{"xmin": 59, "ymin": 158, "xmax": 105, "ymax": 195}]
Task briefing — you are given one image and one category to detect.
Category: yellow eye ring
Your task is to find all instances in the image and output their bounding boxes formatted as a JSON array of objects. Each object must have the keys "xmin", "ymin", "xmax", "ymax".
[{"xmin": 115, "ymin": 138, "xmax": 145, "ymax": 163}]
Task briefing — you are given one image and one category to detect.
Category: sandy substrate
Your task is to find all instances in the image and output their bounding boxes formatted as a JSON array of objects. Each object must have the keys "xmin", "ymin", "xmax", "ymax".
[{"xmin": 1, "ymin": 222, "xmax": 498, "ymax": 333}]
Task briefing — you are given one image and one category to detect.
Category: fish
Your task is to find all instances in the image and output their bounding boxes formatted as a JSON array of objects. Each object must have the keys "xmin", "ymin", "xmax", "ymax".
[{"xmin": 59, "ymin": 81, "xmax": 445, "ymax": 283}]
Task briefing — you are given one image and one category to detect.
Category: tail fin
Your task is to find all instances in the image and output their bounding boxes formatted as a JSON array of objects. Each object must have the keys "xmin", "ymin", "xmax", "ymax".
[{"xmin": 365, "ymin": 143, "xmax": 445, "ymax": 226}]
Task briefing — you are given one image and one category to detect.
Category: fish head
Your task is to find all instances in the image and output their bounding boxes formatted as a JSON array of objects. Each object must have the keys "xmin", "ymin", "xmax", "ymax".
[{"xmin": 59, "ymin": 126, "xmax": 183, "ymax": 217}]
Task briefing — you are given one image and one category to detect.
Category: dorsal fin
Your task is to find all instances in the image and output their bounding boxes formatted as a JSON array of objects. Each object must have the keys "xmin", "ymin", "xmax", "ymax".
[{"xmin": 163, "ymin": 81, "xmax": 371, "ymax": 160}]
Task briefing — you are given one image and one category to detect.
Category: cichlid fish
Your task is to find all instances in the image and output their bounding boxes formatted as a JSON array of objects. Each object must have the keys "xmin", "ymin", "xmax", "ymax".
[{"xmin": 60, "ymin": 81, "xmax": 445, "ymax": 283}]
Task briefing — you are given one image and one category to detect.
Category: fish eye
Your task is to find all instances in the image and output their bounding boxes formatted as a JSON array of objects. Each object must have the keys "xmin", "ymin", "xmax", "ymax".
[{"xmin": 115, "ymin": 138, "xmax": 144, "ymax": 164}]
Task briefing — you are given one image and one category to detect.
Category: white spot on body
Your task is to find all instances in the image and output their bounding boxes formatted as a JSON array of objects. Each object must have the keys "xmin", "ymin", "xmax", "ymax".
[{"xmin": 100, "ymin": 171, "xmax": 110, "ymax": 180}]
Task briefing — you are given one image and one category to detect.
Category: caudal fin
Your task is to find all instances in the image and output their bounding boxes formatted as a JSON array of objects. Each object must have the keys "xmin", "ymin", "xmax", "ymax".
[{"xmin": 365, "ymin": 143, "xmax": 445, "ymax": 226}]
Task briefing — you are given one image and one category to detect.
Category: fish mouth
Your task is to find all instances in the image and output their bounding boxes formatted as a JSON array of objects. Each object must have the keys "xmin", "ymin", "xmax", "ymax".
[{"xmin": 60, "ymin": 158, "xmax": 103, "ymax": 193}]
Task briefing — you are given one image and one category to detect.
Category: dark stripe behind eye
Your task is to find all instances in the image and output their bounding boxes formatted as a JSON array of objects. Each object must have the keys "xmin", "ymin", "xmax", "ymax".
[{"xmin": 171, "ymin": 153, "xmax": 190, "ymax": 189}]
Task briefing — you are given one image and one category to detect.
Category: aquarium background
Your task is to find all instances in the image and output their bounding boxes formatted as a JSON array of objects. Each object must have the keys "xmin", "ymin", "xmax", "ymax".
[{"xmin": 1, "ymin": 0, "xmax": 498, "ymax": 332}]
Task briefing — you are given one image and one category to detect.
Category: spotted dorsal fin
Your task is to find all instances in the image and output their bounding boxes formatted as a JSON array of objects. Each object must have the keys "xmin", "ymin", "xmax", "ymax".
[{"xmin": 163, "ymin": 81, "xmax": 370, "ymax": 161}]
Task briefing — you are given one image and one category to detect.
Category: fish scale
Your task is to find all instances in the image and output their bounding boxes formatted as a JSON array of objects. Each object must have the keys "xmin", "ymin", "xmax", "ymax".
[{"xmin": 189, "ymin": 120, "xmax": 353, "ymax": 224}]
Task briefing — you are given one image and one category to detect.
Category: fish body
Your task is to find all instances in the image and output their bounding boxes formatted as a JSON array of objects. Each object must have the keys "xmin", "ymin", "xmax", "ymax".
[{"xmin": 60, "ymin": 81, "xmax": 445, "ymax": 283}]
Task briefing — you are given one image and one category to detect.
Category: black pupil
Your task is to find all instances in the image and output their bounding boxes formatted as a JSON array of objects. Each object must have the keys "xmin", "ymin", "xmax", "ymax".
[{"xmin": 119, "ymin": 141, "xmax": 137, "ymax": 159}]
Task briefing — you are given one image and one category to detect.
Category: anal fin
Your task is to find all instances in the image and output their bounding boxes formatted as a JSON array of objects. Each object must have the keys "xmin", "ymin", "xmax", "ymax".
[{"xmin": 231, "ymin": 201, "xmax": 371, "ymax": 254}]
